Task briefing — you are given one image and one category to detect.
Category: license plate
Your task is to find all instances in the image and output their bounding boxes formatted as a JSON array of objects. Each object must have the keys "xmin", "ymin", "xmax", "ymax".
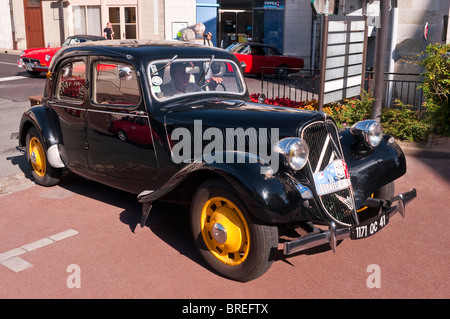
[
  {"xmin": 25, "ymin": 63, "xmax": 34, "ymax": 71},
  {"xmin": 313, "ymin": 159, "xmax": 352, "ymax": 196},
  {"xmin": 350, "ymin": 213, "xmax": 389, "ymax": 240}
]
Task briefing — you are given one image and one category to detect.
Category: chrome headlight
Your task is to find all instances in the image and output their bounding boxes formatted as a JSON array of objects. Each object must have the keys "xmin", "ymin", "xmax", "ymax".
[
  {"xmin": 274, "ymin": 138, "xmax": 309, "ymax": 170},
  {"xmin": 45, "ymin": 54, "xmax": 51, "ymax": 62},
  {"xmin": 350, "ymin": 120, "xmax": 383, "ymax": 147}
]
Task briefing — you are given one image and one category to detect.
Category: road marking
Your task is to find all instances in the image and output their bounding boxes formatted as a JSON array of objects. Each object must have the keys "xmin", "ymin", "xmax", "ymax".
[
  {"xmin": 0, "ymin": 76, "xmax": 27, "ymax": 82},
  {"xmin": 0, "ymin": 61, "xmax": 18, "ymax": 66},
  {"xmin": 0, "ymin": 229, "xmax": 79, "ymax": 272}
]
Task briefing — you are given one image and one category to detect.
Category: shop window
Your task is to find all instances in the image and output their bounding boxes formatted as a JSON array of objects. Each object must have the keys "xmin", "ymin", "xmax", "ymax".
[{"xmin": 73, "ymin": 6, "xmax": 102, "ymax": 37}]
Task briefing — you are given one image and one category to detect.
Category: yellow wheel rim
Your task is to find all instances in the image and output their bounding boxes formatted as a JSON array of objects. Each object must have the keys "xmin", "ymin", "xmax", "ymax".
[
  {"xmin": 29, "ymin": 137, "xmax": 46, "ymax": 177},
  {"xmin": 200, "ymin": 197, "xmax": 250, "ymax": 266}
]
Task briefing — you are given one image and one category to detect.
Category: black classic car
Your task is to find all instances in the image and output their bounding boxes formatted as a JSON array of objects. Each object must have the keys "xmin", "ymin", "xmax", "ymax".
[{"xmin": 18, "ymin": 40, "xmax": 416, "ymax": 282}]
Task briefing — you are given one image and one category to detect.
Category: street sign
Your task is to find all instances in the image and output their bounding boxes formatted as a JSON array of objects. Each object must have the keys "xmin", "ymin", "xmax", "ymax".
[{"xmin": 310, "ymin": 0, "xmax": 339, "ymax": 15}]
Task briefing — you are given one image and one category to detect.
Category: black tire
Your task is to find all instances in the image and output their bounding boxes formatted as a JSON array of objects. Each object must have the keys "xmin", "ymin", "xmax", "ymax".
[
  {"xmin": 191, "ymin": 179, "xmax": 278, "ymax": 282},
  {"xmin": 26, "ymin": 70, "xmax": 41, "ymax": 76},
  {"xmin": 25, "ymin": 127, "xmax": 61, "ymax": 186},
  {"xmin": 374, "ymin": 182, "xmax": 395, "ymax": 201},
  {"xmin": 359, "ymin": 182, "xmax": 395, "ymax": 220},
  {"xmin": 275, "ymin": 64, "xmax": 290, "ymax": 76}
]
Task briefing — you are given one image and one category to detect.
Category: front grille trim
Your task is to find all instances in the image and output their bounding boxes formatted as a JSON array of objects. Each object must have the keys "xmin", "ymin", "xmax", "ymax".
[{"xmin": 301, "ymin": 120, "xmax": 357, "ymax": 226}]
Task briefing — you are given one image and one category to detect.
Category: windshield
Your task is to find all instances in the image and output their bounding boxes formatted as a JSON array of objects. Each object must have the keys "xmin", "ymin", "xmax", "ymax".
[
  {"xmin": 226, "ymin": 43, "xmax": 250, "ymax": 54},
  {"xmin": 148, "ymin": 58, "xmax": 246, "ymax": 102}
]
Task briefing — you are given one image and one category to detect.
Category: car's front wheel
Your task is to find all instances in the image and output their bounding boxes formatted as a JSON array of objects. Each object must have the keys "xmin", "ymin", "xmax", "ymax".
[
  {"xmin": 191, "ymin": 179, "xmax": 278, "ymax": 282},
  {"xmin": 26, "ymin": 70, "xmax": 41, "ymax": 76},
  {"xmin": 26, "ymin": 127, "xmax": 61, "ymax": 186}
]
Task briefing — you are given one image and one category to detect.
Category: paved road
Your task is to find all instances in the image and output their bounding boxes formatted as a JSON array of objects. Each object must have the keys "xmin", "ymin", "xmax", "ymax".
[
  {"xmin": 0, "ymin": 53, "xmax": 46, "ymax": 180},
  {"xmin": 0, "ymin": 154, "xmax": 448, "ymax": 301},
  {"xmin": 0, "ymin": 52, "xmax": 449, "ymax": 304}
]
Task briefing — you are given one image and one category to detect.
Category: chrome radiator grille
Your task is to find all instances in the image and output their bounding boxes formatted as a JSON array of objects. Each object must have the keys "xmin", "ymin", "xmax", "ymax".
[{"xmin": 301, "ymin": 120, "xmax": 357, "ymax": 226}]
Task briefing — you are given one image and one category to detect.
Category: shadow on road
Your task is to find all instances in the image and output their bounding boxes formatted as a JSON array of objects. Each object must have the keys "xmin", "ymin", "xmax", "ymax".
[{"xmin": 40, "ymin": 171, "xmax": 207, "ymax": 270}]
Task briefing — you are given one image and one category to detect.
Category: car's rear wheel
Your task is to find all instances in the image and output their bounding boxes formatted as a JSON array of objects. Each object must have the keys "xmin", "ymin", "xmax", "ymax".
[
  {"xmin": 26, "ymin": 127, "xmax": 61, "ymax": 186},
  {"xmin": 191, "ymin": 179, "xmax": 278, "ymax": 282},
  {"xmin": 275, "ymin": 64, "xmax": 290, "ymax": 76},
  {"xmin": 117, "ymin": 129, "xmax": 127, "ymax": 141}
]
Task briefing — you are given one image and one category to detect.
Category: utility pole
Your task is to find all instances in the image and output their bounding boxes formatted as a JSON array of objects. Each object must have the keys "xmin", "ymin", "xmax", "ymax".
[
  {"xmin": 58, "ymin": 0, "xmax": 65, "ymax": 45},
  {"xmin": 371, "ymin": 0, "xmax": 390, "ymax": 122}
]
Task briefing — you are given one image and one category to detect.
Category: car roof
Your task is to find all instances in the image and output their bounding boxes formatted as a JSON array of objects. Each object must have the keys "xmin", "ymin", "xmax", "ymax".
[
  {"xmin": 50, "ymin": 40, "xmax": 238, "ymax": 69},
  {"xmin": 69, "ymin": 34, "xmax": 106, "ymax": 41}
]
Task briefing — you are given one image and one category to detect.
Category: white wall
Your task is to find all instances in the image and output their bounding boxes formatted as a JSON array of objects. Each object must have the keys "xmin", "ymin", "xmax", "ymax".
[
  {"xmin": 164, "ymin": 0, "xmax": 196, "ymax": 41},
  {"xmin": 284, "ymin": 0, "xmax": 313, "ymax": 69},
  {"xmin": 0, "ymin": 0, "xmax": 13, "ymax": 49}
]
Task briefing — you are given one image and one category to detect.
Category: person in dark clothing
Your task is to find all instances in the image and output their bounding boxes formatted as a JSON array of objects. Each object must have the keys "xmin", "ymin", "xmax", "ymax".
[{"xmin": 103, "ymin": 22, "xmax": 114, "ymax": 40}]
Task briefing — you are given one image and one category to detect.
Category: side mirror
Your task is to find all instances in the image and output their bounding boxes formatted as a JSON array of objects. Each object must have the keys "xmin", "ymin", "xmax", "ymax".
[
  {"xmin": 240, "ymin": 61, "xmax": 247, "ymax": 73},
  {"xmin": 258, "ymin": 93, "xmax": 266, "ymax": 104},
  {"xmin": 118, "ymin": 67, "xmax": 133, "ymax": 80}
]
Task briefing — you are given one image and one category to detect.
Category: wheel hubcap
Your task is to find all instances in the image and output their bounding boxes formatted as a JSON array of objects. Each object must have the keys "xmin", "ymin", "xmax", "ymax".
[
  {"xmin": 200, "ymin": 197, "xmax": 250, "ymax": 265},
  {"xmin": 212, "ymin": 223, "xmax": 227, "ymax": 244}
]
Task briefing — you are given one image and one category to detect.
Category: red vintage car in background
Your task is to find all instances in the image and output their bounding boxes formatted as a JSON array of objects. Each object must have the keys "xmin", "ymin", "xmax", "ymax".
[
  {"xmin": 226, "ymin": 42, "xmax": 304, "ymax": 75},
  {"xmin": 18, "ymin": 35, "xmax": 105, "ymax": 76}
]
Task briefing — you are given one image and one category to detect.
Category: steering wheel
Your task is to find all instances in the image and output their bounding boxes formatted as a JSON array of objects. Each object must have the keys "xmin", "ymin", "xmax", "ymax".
[{"xmin": 198, "ymin": 81, "xmax": 226, "ymax": 92}]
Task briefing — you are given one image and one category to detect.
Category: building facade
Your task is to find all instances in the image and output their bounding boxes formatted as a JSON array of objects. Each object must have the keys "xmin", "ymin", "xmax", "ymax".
[{"xmin": 1, "ymin": 0, "xmax": 449, "ymax": 72}]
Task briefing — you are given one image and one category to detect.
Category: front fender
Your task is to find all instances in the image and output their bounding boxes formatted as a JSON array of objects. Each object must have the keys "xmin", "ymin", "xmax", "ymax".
[
  {"xmin": 340, "ymin": 129, "xmax": 407, "ymax": 208},
  {"xmin": 138, "ymin": 152, "xmax": 321, "ymax": 224}
]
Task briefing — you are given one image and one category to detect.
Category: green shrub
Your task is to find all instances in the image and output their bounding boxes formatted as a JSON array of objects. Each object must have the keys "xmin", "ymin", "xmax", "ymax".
[
  {"xmin": 419, "ymin": 43, "xmax": 450, "ymax": 135},
  {"xmin": 381, "ymin": 100, "xmax": 432, "ymax": 141}
]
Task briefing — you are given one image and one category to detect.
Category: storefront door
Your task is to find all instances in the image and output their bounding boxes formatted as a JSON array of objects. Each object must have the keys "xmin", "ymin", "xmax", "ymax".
[
  {"xmin": 219, "ymin": 10, "xmax": 252, "ymax": 48},
  {"xmin": 23, "ymin": 0, "xmax": 45, "ymax": 49}
]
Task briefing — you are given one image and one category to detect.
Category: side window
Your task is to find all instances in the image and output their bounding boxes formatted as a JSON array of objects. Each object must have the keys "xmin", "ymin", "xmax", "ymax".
[
  {"xmin": 92, "ymin": 60, "xmax": 140, "ymax": 106},
  {"xmin": 55, "ymin": 60, "xmax": 86, "ymax": 103}
]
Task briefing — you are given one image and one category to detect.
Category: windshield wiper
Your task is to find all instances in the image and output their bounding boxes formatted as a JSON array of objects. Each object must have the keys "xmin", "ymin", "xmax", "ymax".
[
  {"xmin": 198, "ymin": 55, "xmax": 214, "ymax": 85},
  {"xmin": 151, "ymin": 55, "xmax": 178, "ymax": 76}
]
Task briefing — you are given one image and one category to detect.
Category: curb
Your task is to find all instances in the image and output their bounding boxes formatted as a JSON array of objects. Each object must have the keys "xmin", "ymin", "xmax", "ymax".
[{"xmin": 1, "ymin": 49, "xmax": 21, "ymax": 55}]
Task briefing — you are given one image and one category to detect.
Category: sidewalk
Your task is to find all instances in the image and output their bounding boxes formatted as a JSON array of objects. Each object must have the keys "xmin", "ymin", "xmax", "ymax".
[
  {"xmin": 397, "ymin": 135, "xmax": 450, "ymax": 159},
  {"xmin": 1, "ymin": 49, "xmax": 21, "ymax": 55}
]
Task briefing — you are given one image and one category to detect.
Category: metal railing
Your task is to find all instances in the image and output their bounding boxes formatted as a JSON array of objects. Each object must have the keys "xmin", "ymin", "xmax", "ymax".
[
  {"xmin": 258, "ymin": 68, "xmax": 424, "ymax": 111},
  {"xmin": 365, "ymin": 71, "xmax": 424, "ymax": 111},
  {"xmin": 260, "ymin": 68, "xmax": 320, "ymax": 102}
]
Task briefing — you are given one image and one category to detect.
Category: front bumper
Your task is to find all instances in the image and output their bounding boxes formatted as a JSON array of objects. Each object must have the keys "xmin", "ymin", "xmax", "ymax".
[
  {"xmin": 18, "ymin": 58, "xmax": 49, "ymax": 73},
  {"xmin": 283, "ymin": 188, "xmax": 417, "ymax": 255}
]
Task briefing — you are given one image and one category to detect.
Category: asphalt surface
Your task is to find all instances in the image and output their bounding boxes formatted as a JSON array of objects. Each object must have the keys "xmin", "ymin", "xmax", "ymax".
[{"xmin": 0, "ymin": 51, "xmax": 449, "ymax": 305}]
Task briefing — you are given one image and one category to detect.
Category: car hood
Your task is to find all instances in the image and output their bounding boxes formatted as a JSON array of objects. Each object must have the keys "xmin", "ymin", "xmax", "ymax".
[
  {"xmin": 164, "ymin": 98, "xmax": 324, "ymax": 139},
  {"xmin": 22, "ymin": 47, "xmax": 60, "ymax": 57}
]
